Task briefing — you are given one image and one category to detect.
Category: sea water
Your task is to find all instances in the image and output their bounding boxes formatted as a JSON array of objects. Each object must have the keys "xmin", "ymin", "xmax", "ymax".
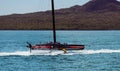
[{"xmin": 0, "ymin": 30, "xmax": 120, "ymax": 71}]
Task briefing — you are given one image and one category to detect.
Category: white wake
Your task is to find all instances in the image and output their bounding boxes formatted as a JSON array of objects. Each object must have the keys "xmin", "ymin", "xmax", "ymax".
[{"xmin": 0, "ymin": 49, "xmax": 120, "ymax": 56}]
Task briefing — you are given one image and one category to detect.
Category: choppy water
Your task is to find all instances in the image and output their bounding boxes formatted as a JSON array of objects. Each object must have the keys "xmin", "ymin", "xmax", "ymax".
[{"xmin": 0, "ymin": 30, "xmax": 120, "ymax": 71}]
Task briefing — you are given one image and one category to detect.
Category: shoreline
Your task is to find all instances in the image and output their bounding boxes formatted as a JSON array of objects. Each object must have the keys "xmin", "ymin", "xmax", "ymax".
[{"xmin": 0, "ymin": 29, "xmax": 120, "ymax": 31}]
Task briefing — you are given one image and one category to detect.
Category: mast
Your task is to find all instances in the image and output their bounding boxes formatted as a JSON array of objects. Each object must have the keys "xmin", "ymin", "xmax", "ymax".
[{"xmin": 51, "ymin": 0, "xmax": 56, "ymax": 43}]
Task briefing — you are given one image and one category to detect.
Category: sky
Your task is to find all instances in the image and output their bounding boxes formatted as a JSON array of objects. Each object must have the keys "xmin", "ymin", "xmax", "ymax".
[
  {"xmin": 0, "ymin": 0, "xmax": 120, "ymax": 16},
  {"xmin": 0, "ymin": 0, "xmax": 90, "ymax": 16}
]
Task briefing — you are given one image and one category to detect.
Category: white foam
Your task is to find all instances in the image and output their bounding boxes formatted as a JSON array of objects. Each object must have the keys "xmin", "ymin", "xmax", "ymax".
[
  {"xmin": 31, "ymin": 50, "xmax": 64, "ymax": 55},
  {"xmin": 66, "ymin": 49, "xmax": 120, "ymax": 55},
  {"xmin": 0, "ymin": 51, "xmax": 31, "ymax": 56},
  {"xmin": 0, "ymin": 49, "xmax": 120, "ymax": 56}
]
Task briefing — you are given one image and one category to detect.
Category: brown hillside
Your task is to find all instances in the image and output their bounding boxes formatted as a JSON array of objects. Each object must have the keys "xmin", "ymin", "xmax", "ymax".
[{"xmin": 0, "ymin": 0, "xmax": 120, "ymax": 30}]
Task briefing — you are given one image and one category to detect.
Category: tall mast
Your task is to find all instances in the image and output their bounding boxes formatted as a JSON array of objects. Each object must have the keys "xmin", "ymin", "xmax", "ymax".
[{"xmin": 51, "ymin": 0, "xmax": 56, "ymax": 43}]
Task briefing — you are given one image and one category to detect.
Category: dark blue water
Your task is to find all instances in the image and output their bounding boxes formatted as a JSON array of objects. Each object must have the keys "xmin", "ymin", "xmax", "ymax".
[{"xmin": 0, "ymin": 30, "xmax": 120, "ymax": 71}]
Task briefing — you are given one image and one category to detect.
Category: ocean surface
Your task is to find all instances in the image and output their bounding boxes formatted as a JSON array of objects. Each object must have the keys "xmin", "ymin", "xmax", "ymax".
[{"xmin": 0, "ymin": 30, "xmax": 120, "ymax": 71}]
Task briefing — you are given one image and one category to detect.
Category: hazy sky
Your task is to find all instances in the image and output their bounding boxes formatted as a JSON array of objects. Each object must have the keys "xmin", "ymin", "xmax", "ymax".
[
  {"xmin": 0, "ymin": 0, "xmax": 90, "ymax": 15},
  {"xmin": 0, "ymin": 0, "xmax": 120, "ymax": 16}
]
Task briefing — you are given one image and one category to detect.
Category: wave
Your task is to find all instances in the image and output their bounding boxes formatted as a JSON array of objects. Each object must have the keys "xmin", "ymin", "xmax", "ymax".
[
  {"xmin": 0, "ymin": 49, "xmax": 120, "ymax": 56},
  {"xmin": 0, "ymin": 51, "xmax": 30, "ymax": 56},
  {"xmin": 70, "ymin": 49, "xmax": 120, "ymax": 55}
]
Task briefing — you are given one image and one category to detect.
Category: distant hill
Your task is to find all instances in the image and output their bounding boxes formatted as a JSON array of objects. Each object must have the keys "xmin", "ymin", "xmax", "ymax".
[
  {"xmin": 82, "ymin": 0, "xmax": 120, "ymax": 12},
  {"xmin": 0, "ymin": 0, "xmax": 120, "ymax": 30}
]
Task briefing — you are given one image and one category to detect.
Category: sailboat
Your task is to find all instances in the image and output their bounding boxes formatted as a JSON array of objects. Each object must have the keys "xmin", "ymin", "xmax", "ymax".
[{"xmin": 26, "ymin": 0, "xmax": 85, "ymax": 53}]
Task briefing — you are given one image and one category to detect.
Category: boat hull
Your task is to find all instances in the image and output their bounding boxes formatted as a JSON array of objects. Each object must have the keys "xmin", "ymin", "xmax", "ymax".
[
  {"xmin": 31, "ymin": 45, "xmax": 85, "ymax": 50},
  {"xmin": 27, "ymin": 42, "xmax": 85, "ymax": 53}
]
